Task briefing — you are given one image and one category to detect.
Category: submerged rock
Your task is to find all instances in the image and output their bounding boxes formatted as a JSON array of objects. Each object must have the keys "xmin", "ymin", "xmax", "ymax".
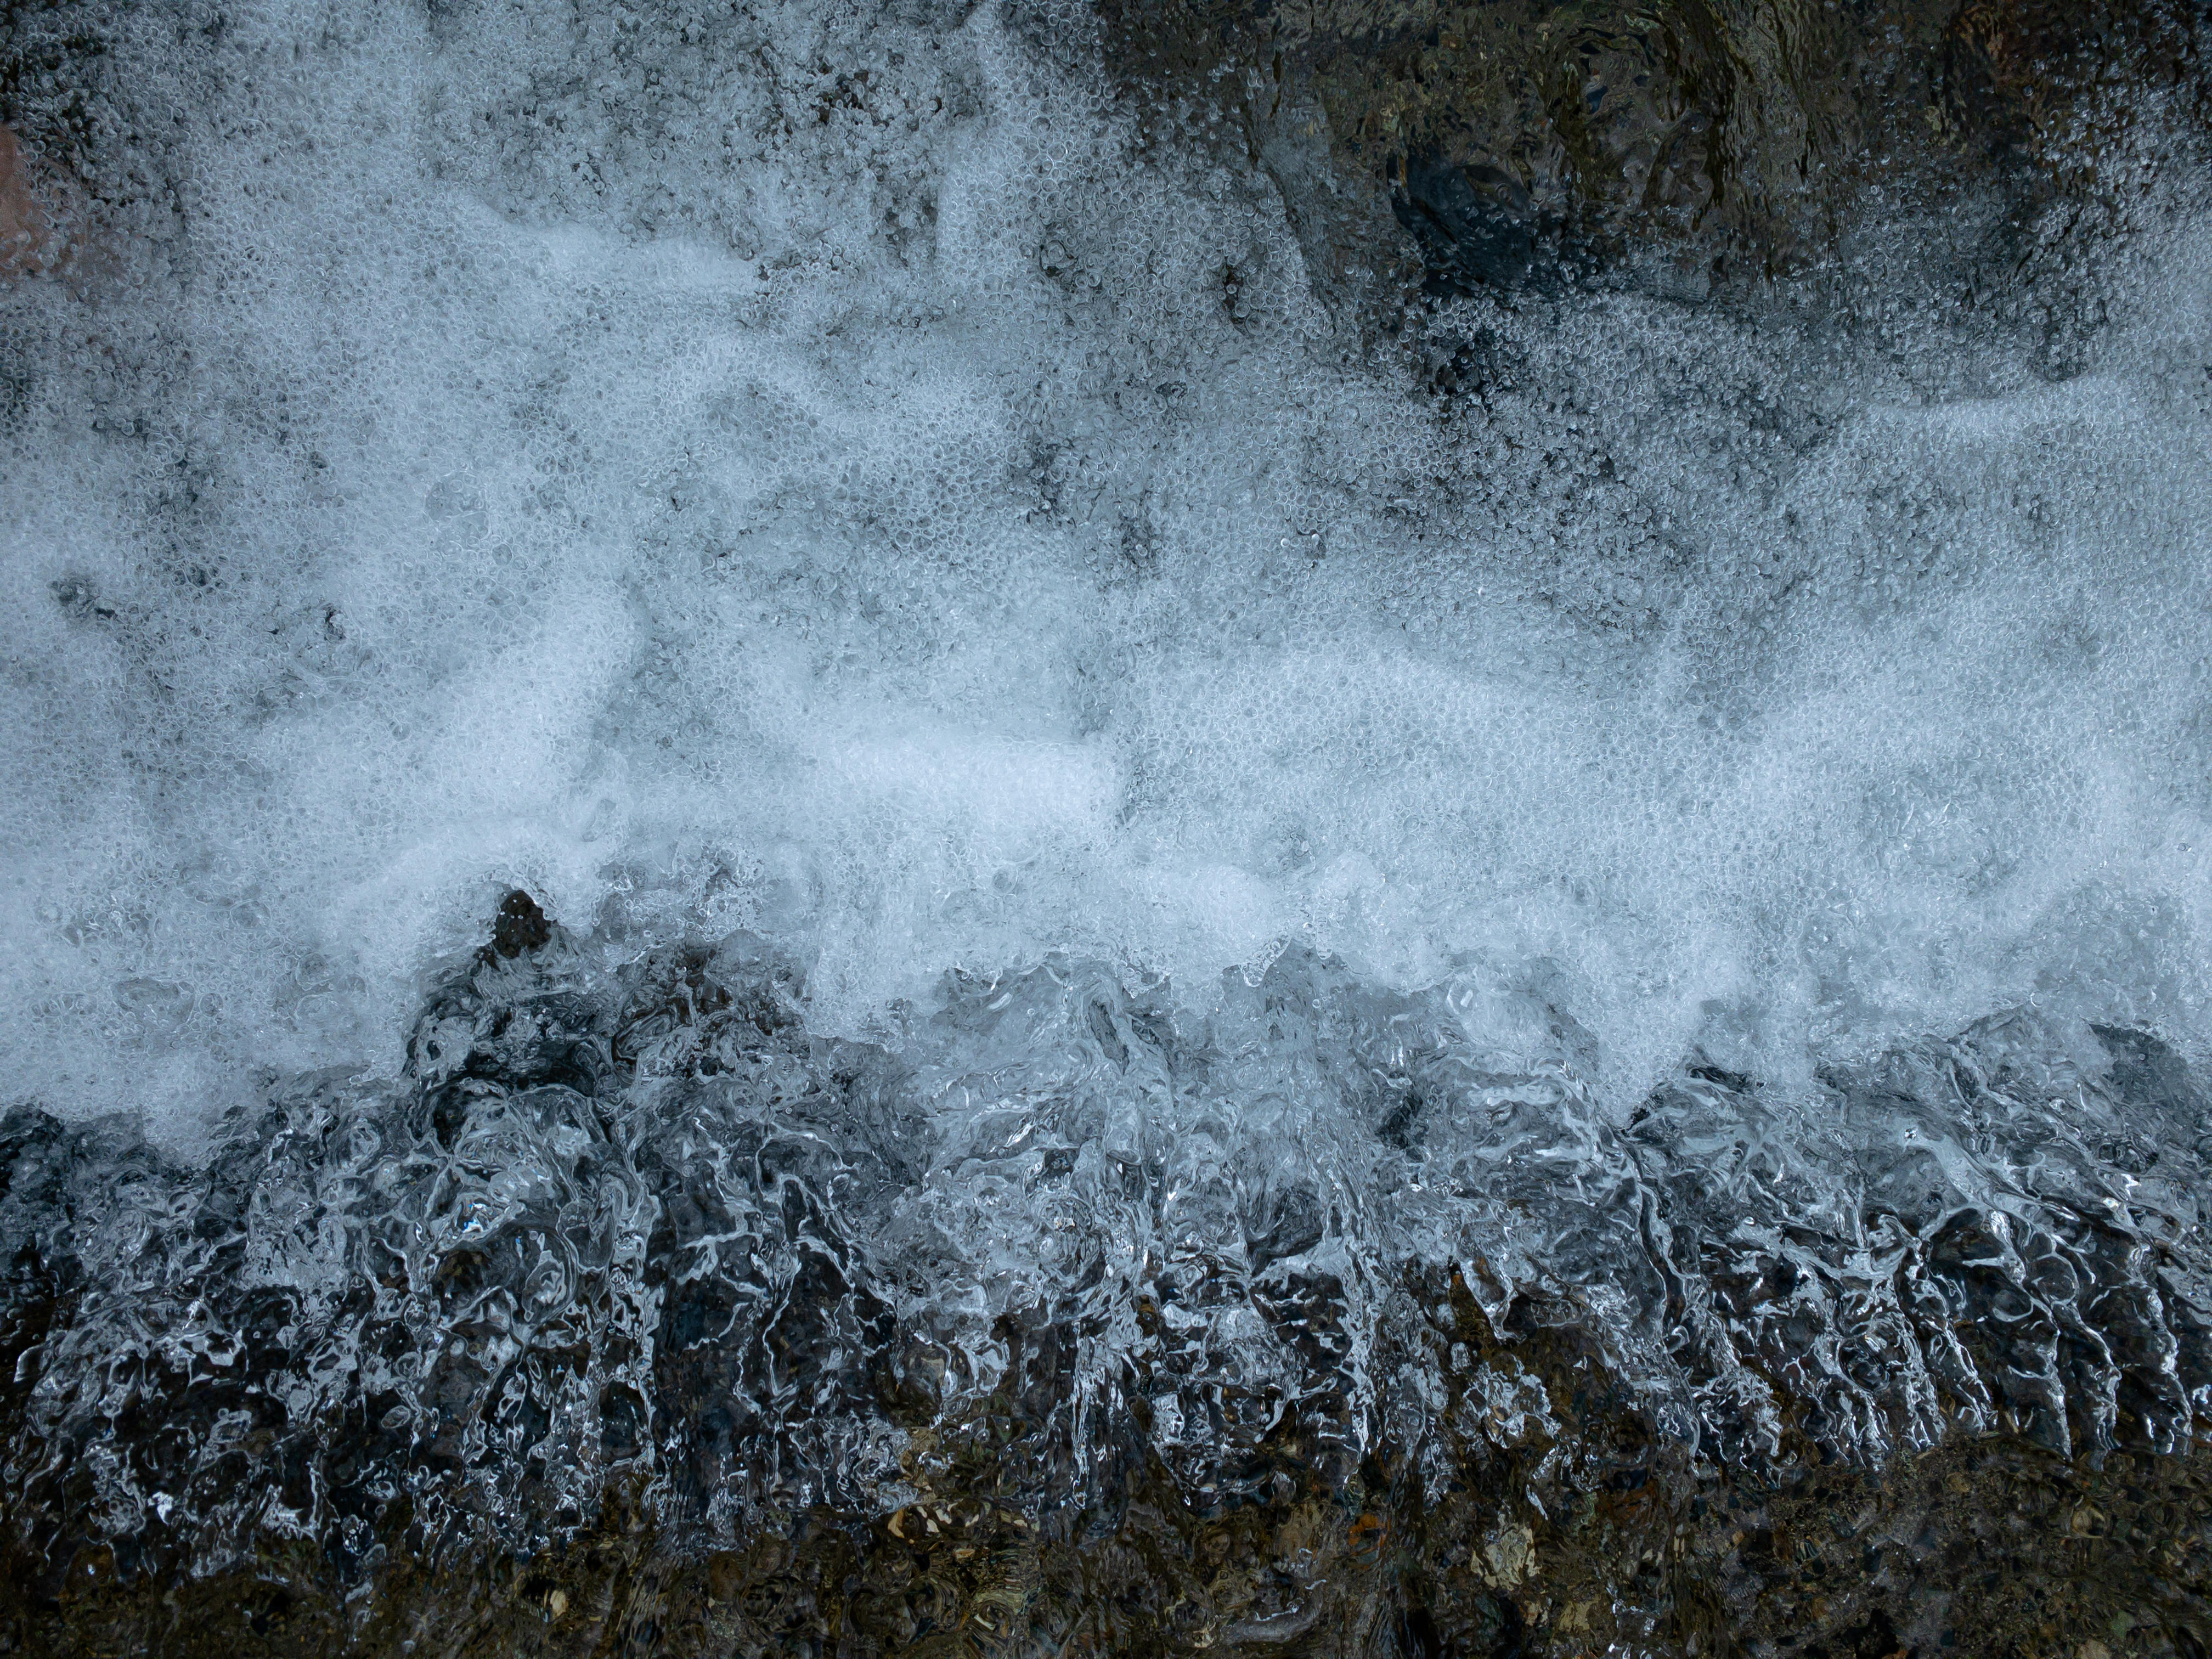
[
  {"xmin": 1096, "ymin": 0, "xmax": 2212, "ymax": 309},
  {"xmin": 0, "ymin": 125, "xmax": 73, "ymax": 280},
  {"xmin": 3, "ymin": 901, "xmax": 2208, "ymax": 1655}
]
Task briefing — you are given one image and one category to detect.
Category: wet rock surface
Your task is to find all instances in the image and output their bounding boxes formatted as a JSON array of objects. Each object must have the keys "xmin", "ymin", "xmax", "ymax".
[
  {"xmin": 3, "ymin": 899, "xmax": 2208, "ymax": 1656},
  {"xmin": 0, "ymin": 122, "xmax": 76, "ymax": 279},
  {"xmin": 1095, "ymin": 0, "xmax": 2212, "ymax": 319}
]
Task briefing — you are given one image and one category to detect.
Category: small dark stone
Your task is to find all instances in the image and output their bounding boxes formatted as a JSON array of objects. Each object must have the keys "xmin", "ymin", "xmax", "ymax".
[{"xmin": 487, "ymin": 889, "xmax": 551, "ymax": 960}]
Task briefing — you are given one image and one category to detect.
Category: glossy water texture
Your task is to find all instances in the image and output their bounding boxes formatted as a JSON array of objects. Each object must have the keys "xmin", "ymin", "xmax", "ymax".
[
  {"xmin": 4, "ymin": 922, "xmax": 2210, "ymax": 1652},
  {"xmin": 3, "ymin": 0, "xmax": 2212, "ymax": 1652}
]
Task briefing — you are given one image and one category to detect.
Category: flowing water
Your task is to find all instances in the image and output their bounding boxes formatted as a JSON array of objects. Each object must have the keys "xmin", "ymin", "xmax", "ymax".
[{"xmin": 2, "ymin": 1, "xmax": 2211, "ymax": 1654}]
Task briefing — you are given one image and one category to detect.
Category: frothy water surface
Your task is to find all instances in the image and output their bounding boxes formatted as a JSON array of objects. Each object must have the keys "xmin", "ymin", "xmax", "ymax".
[
  {"xmin": 3, "ymin": 0, "xmax": 2211, "ymax": 1651},
  {"xmin": 4, "ymin": 1, "xmax": 2210, "ymax": 1131}
]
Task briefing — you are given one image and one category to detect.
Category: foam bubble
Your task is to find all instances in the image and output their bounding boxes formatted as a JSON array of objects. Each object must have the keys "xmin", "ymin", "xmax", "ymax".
[{"xmin": 1, "ymin": 0, "xmax": 2209, "ymax": 1140}]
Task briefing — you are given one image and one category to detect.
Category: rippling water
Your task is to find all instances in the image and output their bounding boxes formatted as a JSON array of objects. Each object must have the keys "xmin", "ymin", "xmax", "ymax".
[{"xmin": 3, "ymin": 0, "xmax": 2211, "ymax": 1653}]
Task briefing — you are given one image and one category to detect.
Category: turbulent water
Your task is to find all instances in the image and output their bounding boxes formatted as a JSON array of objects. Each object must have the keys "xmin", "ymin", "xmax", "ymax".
[{"xmin": 3, "ymin": 1, "xmax": 2212, "ymax": 1654}]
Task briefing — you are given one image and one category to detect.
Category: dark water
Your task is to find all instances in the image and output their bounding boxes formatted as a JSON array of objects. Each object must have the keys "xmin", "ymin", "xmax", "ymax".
[
  {"xmin": 3, "ymin": 1, "xmax": 2211, "ymax": 1653},
  {"xmin": 4, "ymin": 906, "xmax": 2210, "ymax": 1653}
]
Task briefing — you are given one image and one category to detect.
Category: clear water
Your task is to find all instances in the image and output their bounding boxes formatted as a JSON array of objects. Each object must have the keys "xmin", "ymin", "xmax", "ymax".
[
  {"xmin": 8, "ymin": 934, "xmax": 2209, "ymax": 1560},
  {"xmin": 2, "ymin": 0, "xmax": 2210, "ymax": 1637}
]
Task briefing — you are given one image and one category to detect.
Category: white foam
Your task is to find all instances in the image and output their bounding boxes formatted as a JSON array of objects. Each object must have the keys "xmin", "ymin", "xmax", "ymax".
[{"xmin": 2, "ymin": 0, "xmax": 2209, "ymax": 1138}]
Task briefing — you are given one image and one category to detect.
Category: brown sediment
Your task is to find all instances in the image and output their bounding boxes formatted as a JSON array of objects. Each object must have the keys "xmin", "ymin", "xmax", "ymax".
[
  {"xmin": 5, "ymin": 1385, "xmax": 2207, "ymax": 1656},
  {"xmin": 0, "ymin": 122, "xmax": 74, "ymax": 279}
]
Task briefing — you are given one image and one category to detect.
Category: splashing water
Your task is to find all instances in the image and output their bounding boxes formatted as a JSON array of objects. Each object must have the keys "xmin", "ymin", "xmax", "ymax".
[
  {"xmin": 2, "ymin": 0, "xmax": 2211, "ymax": 1652},
  {"xmin": 4, "ymin": 923, "xmax": 2210, "ymax": 1645}
]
